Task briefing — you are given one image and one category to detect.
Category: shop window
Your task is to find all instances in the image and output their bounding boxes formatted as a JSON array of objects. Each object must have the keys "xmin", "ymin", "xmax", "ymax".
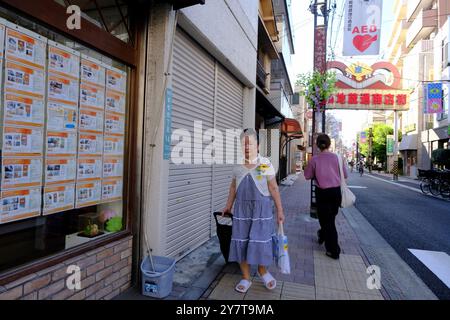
[
  {"xmin": 54, "ymin": 0, "xmax": 132, "ymax": 44},
  {"xmin": 0, "ymin": 7, "xmax": 129, "ymax": 273}
]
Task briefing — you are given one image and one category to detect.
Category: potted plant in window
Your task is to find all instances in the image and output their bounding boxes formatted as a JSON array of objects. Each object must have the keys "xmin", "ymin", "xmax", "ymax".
[{"xmin": 99, "ymin": 209, "xmax": 123, "ymax": 233}]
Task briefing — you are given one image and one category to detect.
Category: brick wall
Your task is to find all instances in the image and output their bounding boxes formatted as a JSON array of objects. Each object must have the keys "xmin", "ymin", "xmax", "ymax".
[{"xmin": 0, "ymin": 236, "xmax": 133, "ymax": 300}]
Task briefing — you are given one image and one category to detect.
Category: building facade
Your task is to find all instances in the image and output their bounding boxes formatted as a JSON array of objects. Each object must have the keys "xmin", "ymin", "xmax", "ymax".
[{"xmin": 388, "ymin": 0, "xmax": 449, "ymax": 176}]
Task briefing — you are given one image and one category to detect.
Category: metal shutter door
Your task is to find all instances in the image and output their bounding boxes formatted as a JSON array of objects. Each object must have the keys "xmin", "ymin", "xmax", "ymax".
[
  {"xmin": 167, "ymin": 28, "xmax": 215, "ymax": 258},
  {"xmin": 211, "ymin": 64, "xmax": 244, "ymax": 235}
]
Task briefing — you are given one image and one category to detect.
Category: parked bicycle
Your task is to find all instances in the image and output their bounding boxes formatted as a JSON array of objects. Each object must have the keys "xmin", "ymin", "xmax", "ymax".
[{"xmin": 418, "ymin": 169, "xmax": 450, "ymax": 198}]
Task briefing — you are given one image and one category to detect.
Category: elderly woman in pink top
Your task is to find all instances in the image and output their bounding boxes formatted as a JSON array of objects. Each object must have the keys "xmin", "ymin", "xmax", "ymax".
[{"xmin": 304, "ymin": 134, "xmax": 348, "ymax": 259}]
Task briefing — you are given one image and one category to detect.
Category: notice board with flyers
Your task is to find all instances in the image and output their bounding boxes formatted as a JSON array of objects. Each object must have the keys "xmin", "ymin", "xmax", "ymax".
[{"xmin": 0, "ymin": 19, "xmax": 127, "ymax": 224}]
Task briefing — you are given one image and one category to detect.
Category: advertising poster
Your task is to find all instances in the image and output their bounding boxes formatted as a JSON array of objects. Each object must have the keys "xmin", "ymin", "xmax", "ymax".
[
  {"xmin": 43, "ymin": 184, "xmax": 75, "ymax": 215},
  {"xmin": 75, "ymin": 180, "xmax": 102, "ymax": 208},
  {"xmin": 45, "ymin": 157, "xmax": 77, "ymax": 185},
  {"xmin": 105, "ymin": 90, "xmax": 125, "ymax": 114},
  {"xmin": 103, "ymin": 156, "xmax": 123, "ymax": 178},
  {"xmin": 102, "ymin": 178, "xmax": 123, "ymax": 203},
  {"xmin": 79, "ymin": 108, "xmax": 104, "ymax": 133},
  {"xmin": 5, "ymin": 27, "xmax": 46, "ymax": 68},
  {"xmin": 2, "ymin": 126, "xmax": 43, "ymax": 156},
  {"xmin": 3, "ymin": 94, "xmax": 44, "ymax": 127},
  {"xmin": 77, "ymin": 157, "xmax": 103, "ymax": 182},
  {"xmin": 48, "ymin": 41, "xmax": 80, "ymax": 77},
  {"xmin": 1, "ymin": 157, "xmax": 42, "ymax": 189},
  {"xmin": 48, "ymin": 73, "xmax": 79, "ymax": 104},
  {"xmin": 0, "ymin": 187, "xmax": 41, "ymax": 224},
  {"xmin": 105, "ymin": 112, "xmax": 125, "ymax": 135},
  {"xmin": 5, "ymin": 61, "xmax": 45, "ymax": 98},
  {"xmin": 81, "ymin": 56, "xmax": 105, "ymax": 86},
  {"xmin": 78, "ymin": 133, "xmax": 103, "ymax": 156},
  {"xmin": 46, "ymin": 131, "xmax": 77, "ymax": 156},
  {"xmin": 103, "ymin": 135, "xmax": 124, "ymax": 155},
  {"xmin": 47, "ymin": 101, "xmax": 77, "ymax": 131},
  {"xmin": 80, "ymin": 83, "xmax": 105, "ymax": 110},
  {"xmin": 106, "ymin": 68, "xmax": 126, "ymax": 93}
]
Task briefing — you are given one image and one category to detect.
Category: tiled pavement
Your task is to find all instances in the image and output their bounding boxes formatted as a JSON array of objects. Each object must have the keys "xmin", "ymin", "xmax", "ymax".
[{"xmin": 203, "ymin": 174, "xmax": 387, "ymax": 300}]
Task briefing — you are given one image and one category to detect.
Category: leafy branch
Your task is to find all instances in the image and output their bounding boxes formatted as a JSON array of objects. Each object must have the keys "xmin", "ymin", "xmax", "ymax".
[{"xmin": 296, "ymin": 71, "xmax": 337, "ymax": 110}]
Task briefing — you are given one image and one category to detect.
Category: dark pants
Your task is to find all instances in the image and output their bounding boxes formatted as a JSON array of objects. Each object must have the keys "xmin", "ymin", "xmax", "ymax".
[{"xmin": 316, "ymin": 186, "xmax": 341, "ymax": 256}]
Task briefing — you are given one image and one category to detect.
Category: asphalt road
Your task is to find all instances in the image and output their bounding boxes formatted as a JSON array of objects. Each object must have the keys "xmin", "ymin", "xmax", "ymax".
[{"xmin": 347, "ymin": 171, "xmax": 450, "ymax": 300}]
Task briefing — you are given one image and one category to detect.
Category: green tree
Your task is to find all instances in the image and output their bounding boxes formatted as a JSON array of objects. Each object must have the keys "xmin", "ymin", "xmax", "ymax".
[{"xmin": 359, "ymin": 124, "xmax": 402, "ymax": 166}]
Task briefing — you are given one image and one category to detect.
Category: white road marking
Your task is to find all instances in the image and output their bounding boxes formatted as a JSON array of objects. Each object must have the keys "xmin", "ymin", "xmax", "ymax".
[
  {"xmin": 408, "ymin": 249, "xmax": 450, "ymax": 289},
  {"xmin": 365, "ymin": 174, "xmax": 423, "ymax": 194},
  {"xmin": 348, "ymin": 186, "xmax": 368, "ymax": 189}
]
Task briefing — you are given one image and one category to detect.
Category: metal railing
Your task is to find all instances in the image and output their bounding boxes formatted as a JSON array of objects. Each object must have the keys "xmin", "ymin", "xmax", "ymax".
[{"xmin": 257, "ymin": 60, "xmax": 268, "ymax": 89}]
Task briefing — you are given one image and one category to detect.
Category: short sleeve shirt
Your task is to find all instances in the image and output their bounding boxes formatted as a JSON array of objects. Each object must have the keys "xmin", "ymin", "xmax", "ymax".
[{"xmin": 232, "ymin": 156, "xmax": 276, "ymax": 196}]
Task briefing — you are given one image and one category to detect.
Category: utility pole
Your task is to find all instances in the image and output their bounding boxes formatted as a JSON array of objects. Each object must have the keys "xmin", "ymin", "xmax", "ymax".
[
  {"xmin": 368, "ymin": 127, "xmax": 373, "ymax": 174},
  {"xmin": 310, "ymin": 0, "xmax": 329, "ymax": 219}
]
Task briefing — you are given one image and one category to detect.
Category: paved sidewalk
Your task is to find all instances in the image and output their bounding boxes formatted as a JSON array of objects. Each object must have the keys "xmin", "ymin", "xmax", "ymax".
[{"xmin": 202, "ymin": 174, "xmax": 387, "ymax": 300}]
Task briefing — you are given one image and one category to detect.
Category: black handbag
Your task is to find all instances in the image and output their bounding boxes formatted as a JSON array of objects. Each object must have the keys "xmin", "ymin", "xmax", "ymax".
[{"xmin": 213, "ymin": 212, "xmax": 233, "ymax": 263}]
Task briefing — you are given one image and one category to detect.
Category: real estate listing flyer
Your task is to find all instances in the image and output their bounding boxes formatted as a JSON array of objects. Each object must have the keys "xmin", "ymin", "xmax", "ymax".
[
  {"xmin": 75, "ymin": 180, "xmax": 102, "ymax": 208},
  {"xmin": 1, "ymin": 157, "xmax": 42, "ymax": 189},
  {"xmin": 77, "ymin": 157, "xmax": 103, "ymax": 182},
  {"xmin": 79, "ymin": 108, "xmax": 104, "ymax": 133},
  {"xmin": 47, "ymin": 73, "xmax": 79, "ymax": 104},
  {"xmin": 45, "ymin": 157, "xmax": 77, "ymax": 185},
  {"xmin": 43, "ymin": 184, "xmax": 75, "ymax": 215},
  {"xmin": 104, "ymin": 112, "xmax": 125, "ymax": 135},
  {"xmin": 101, "ymin": 178, "xmax": 123, "ymax": 203},
  {"xmin": 102, "ymin": 156, "xmax": 124, "ymax": 178},
  {"xmin": 78, "ymin": 133, "xmax": 103, "ymax": 156},
  {"xmin": 5, "ymin": 25, "xmax": 46, "ymax": 69},
  {"xmin": 103, "ymin": 135, "xmax": 124, "ymax": 155},
  {"xmin": 80, "ymin": 83, "xmax": 105, "ymax": 110},
  {"xmin": 106, "ymin": 67, "xmax": 126, "ymax": 93},
  {"xmin": 105, "ymin": 90, "xmax": 125, "ymax": 114},
  {"xmin": 46, "ymin": 131, "xmax": 77, "ymax": 156},
  {"xmin": 3, "ymin": 93, "xmax": 44, "ymax": 127},
  {"xmin": 5, "ymin": 60, "xmax": 45, "ymax": 98},
  {"xmin": 80, "ymin": 55, "xmax": 105, "ymax": 86},
  {"xmin": 2, "ymin": 126, "xmax": 43, "ymax": 156},
  {"xmin": 46, "ymin": 101, "xmax": 77, "ymax": 131},
  {"xmin": 48, "ymin": 41, "xmax": 80, "ymax": 78},
  {"xmin": 0, "ymin": 187, "xmax": 41, "ymax": 224}
]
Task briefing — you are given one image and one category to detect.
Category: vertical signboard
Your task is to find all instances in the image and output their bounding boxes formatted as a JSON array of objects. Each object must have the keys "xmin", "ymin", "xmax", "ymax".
[
  {"xmin": 343, "ymin": 0, "xmax": 382, "ymax": 56},
  {"xmin": 386, "ymin": 135, "xmax": 394, "ymax": 156}
]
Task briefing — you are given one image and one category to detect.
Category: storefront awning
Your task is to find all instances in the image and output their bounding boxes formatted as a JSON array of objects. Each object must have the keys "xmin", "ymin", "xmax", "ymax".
[
  {"xmin": 281, "ymin": 118, "xmax": 303, "ymax": 138},
  {"xmin": 399, "ymin": 134, "xmax": 418, "ymax": 151}
]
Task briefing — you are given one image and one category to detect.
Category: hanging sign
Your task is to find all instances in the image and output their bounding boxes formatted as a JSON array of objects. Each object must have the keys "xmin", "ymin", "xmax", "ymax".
[
  {"xmin": 425, "ymin": 83, "xmax": 443, "ymax": 114},
  {"xmin": 343, "ymin": 0, "xmax": 382, "ymax": 56},
  {"xmin": 386, "ymin": 135, "xmax": 394, "ymax": 156}
]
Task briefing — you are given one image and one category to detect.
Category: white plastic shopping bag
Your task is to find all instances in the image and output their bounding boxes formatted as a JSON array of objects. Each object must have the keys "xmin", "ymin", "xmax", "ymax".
[{"xmin": 277, "ymin": 223, "xmax": 291, "ymax": 274}]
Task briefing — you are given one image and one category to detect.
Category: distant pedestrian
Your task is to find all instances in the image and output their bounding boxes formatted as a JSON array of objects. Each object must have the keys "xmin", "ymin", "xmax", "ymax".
[
  {"xmin": 304, "ymin": 134, "xmax": 348, "ymax": 259},
  {"xmin": 349, "ymin": 160, "xmax": 355, "ymax": 173},
  {"xmin": 222, "ymin": 128, "xmax": 285, "ymax": 293}
]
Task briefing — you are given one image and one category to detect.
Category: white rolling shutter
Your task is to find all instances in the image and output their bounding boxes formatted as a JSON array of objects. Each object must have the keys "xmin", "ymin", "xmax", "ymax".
[
  {"xmin": 167, "ymin": 28, "xmax": 245, "ymax": 258},
  {"xmin": 211, "ymin": 65, "xmax": 244, "ymax": 235},
  {"xmin": 167, "ymin": 29, "xmax": 215, "ymax": 258}
]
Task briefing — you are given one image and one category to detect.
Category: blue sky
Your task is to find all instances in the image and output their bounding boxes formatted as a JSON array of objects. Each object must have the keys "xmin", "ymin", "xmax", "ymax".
[{"xmin": 290, "ymin": 0, "xmax": 396, "ymax": 145}]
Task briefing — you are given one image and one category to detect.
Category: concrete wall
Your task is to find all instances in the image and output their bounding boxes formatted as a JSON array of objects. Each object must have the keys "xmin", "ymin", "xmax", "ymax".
[{"xmin": 179, "ymin": 0, "xmax": 258, "ymax": 87}]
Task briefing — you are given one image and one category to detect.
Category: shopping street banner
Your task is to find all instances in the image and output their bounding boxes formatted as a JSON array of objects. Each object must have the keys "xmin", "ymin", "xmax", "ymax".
[
  {"xmin": 425, "ymin": 82, "xmax": 443, "ymax": 114},
  {"xmin": 343, "ymin": 0, "xmax": 382, "ymax": 56}
]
